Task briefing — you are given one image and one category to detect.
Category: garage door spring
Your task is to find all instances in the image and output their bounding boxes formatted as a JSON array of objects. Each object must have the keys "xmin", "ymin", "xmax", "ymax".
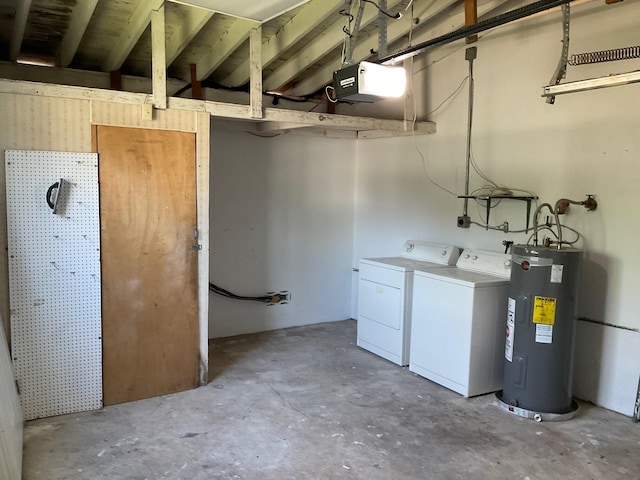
[{"xmin": 568, "ymin": 45, "xmax": 640, "ymax": 66}]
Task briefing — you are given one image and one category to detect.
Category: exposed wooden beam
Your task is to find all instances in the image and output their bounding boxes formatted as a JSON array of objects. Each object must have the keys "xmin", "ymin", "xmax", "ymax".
[
  {"xmin": 0, "ymin": 78, "xmax": 436, "ymax": 136},
  {"xmin": 166, "ymin": 6, "xmax": 214, "ymax": 66},
  {"xmin": 151, "ymin": 4, "xmax": 167, "ymax": 109},
  {"xmin": 195, "ymin": 17, "xmax": 257, "ymax": 81},
  {"xmin": 223, "ymin": 0, "xmax": 343, "ymax": 88},
  {"xmin": 257, "ymin": 121, "xmax": 313, "ymax": 132},
  {"xmin": 0, "ymin": 78, "xmax": 149, "ymax": 104},
  {"xmin": 102, "ymin": 0, "xmax": 164, "ymax": 72},
  {"xmin": 465, "ymin": 0, "xmax": 478, "ymax": 43},
  {"xmin": 10, "ymin": 0, "xmax": 32, "ymax": 61},
  {"xmin": 110, "ymin": 71, "xmax": 122, "ymax": 90},
  {"xmin": 358, "ymin": 122, "xmax": 437, "ymax": 139},
  {"xmin": 0, "ymin": 60, "xmax": 186, "ymax": 95},
  {"xmin": 57, "ymin": 0, "xmax": 99, "ymax": 67},
  {"xmin": 169, "ymin": 96, "xmax": 437, "ymax": 134},
  {"xmin": 190, "ymin": 64, "xmax": 202, "ymax": 99},
  {"xmin": 250, "ymin": 26, "xmax": 263, "ymax": 119},
  {"xmin": 290, "ymin": 0, "xmax": 506, "ymax": 96},
  {"xmin": 263, "ymin": 0, "xmax": 405, "ymax": 92}
]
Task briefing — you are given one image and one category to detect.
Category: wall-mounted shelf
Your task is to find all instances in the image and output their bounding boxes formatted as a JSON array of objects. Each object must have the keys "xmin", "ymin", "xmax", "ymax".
[{"xmin": 458, "ymin": 195, "xmax": 538, "ymax": 231}]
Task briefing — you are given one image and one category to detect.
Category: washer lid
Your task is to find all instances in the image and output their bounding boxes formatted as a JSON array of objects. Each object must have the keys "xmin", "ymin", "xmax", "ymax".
[
  {"xmin": 414, "ymin": 267, "xmax": 511, "ymax": 287},
  {"xmin": 400, "ymin": 240, "xmax": 460, "ymax": 265}
]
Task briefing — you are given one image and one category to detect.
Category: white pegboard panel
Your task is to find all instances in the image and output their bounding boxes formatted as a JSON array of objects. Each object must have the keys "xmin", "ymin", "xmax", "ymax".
[{"xmin": 5, "ymin": 150, "xmax": 102, "ymax": 420}]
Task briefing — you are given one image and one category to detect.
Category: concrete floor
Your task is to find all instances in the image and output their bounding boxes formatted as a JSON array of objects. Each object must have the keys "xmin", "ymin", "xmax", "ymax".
[{"xmin": 23, "ymin": 320, "xmax": 639, "ymax": 480}]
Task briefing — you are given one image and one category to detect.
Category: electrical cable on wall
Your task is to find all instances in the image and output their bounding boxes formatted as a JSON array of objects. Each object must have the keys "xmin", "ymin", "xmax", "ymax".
[
  {"xmin": 209, "ymin": 282, "xmax": 289, "ymax": 305},
  {"xmin": 209, "ymin": 282, "xmax": 270, "ymax": 303}
]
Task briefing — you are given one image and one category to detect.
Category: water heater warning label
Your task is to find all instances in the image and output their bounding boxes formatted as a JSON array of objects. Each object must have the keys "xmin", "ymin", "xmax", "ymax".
[
  {"xmin": 505, "ymin": 297, "xmax": 515, "ymax": 362},
  {"xmin": 535, "ymin": 324, "xmax": 553, "ymax": 343},
  {"xmin": 533, "ymin": 296, "xmax": 556, "ymax": 325}
]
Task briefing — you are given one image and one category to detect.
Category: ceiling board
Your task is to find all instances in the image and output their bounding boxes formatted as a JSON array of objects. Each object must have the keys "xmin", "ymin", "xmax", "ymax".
[{"xmin": 170, "ymin": 0, "xmax": 311, "ymax": 22}]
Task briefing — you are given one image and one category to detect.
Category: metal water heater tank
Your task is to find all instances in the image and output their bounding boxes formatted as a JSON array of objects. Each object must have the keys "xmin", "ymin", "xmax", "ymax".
[{"xmin": 499, "ymin": 244, "xmax": 582, "ymax": 420}]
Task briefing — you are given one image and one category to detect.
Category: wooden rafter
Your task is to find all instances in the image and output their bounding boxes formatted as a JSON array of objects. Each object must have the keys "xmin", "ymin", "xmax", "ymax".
[
  {"xmin": 195, "ymin": 17, "xmax": 257, "ymax": 81},
  {"xmin": 102, "ymin": 0, "xmax": 164, "ymax": 72},
  {"xmin": 10, "ymin": 0, "xmax": 32, "ymax": 61},
  {"xmin": 57, "ymin": 0, "xmax": 99, "ymax": 67},
  {"xmin": 166, "ymin": 6, "xmax": 214, "ymax": 67},
  {"xmin": 222, "ymin": 0, "xmax": 344, "ymax": 88}
]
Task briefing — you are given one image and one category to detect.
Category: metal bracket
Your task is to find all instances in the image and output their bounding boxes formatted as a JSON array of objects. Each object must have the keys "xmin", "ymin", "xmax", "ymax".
[
  {"xmin": 343, "ymin": 0, "xmax": 366, "ymax": 66},
  {"xmin": 378, "ymin": 0, "xmax": 388, "ymax": 59},
  {"xmin": 546, "ymin": 4, "xmax": 570, "ymax": 104}
]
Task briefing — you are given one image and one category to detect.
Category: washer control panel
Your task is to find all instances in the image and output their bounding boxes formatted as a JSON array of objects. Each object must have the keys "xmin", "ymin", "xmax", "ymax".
[{"xmin": 456, "ymin": 249, "xmax": 512, "ymax": 278}]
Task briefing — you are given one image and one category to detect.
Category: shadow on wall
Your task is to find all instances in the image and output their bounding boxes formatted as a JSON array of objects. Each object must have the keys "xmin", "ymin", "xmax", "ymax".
[{"xmin": 573, "ymin": 253, "xmax": 609, "ymax": 406}]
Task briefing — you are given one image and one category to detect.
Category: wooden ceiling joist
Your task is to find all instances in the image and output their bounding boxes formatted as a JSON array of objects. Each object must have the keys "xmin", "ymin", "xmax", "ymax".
[
  {"xmin": 195, "ymin": 17, "xmax": 257, "ymax": 82},
  {"xmin": 57, "ymin": 0, "xmax": 99, "ymax": 67},
  {"xmin": 10, "ymin": 0, "xmax": 32, "ymax": 61},
  {"xmin": 222, "ymin": 0, "xmax": 344, "ymax": 88},
  {"xmin": 102, "ymin": 0, "xmax": 164, "ymax": 72},
  {"xmin": 166, "ymin": 6, "xmax": 215, "ymax": 67}
]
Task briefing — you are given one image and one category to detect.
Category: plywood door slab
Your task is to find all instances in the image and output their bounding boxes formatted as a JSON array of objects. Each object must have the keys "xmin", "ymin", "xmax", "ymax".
[{"xmin": 97, "ymin": 126, "xmax": 199, "ymax": 405}]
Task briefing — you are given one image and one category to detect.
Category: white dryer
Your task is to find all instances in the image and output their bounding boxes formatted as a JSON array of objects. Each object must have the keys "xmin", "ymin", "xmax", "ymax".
[
  {"xmin": 358, "ymin": 241, "xmax": 460, "ymax": 366},
  {"xmin": 409, "ymin": 249, "xmax": 512, "ymax": 397}
]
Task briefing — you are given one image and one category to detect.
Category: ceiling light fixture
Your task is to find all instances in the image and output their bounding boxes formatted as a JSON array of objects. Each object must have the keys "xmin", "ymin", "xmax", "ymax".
[{"xmin": 332, "ymin": 61, "xmax": 406, "ymax": 102}]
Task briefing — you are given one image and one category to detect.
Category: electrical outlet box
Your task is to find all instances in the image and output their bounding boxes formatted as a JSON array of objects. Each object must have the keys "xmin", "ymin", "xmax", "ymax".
[
  {"xmin": 457, "ymin": 215, "xmax": 471, "ymax": 228},
  {"xmin": 266, "ymin": 290, "xmax": 290, "ymax": 306}
]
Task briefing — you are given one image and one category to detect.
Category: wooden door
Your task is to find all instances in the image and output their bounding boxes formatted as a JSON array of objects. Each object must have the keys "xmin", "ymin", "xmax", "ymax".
[{"xmin": 95, "ymin": 126, "xmax": 198, "ymax": 405}]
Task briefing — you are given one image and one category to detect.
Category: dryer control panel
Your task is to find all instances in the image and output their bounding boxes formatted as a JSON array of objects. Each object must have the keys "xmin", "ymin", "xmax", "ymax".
[
  {"xmin": 401, "ymin": 240, "xmax": 460, "ymax": 265},
  {"xmin": 457, "ymin": 249, "xmax": 512, "ymax": 278}
]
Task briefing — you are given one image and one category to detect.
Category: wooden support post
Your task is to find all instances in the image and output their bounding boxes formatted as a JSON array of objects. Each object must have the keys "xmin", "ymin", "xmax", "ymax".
[
  {"xmin": 403, "ymin": 59, "xmax": 414, "ymax": 131},
  {"xmin": 464, "ymin": 0, "xmax": 478, "ymax": 44},
  {"xmin": 151, "ymin": 3, "xmax": 167, "ymax": 110},
  {"xmin": 110, "ymin": 71, "xmax": 122, "ymax": 90},
  {"xmin": 249, "ymin": 25, "xmax": 263, "ymax": 119},
  {"xmin": 326, "ymin": 100, "xmax": 336, "ymax": 115},
  {"xmin": 190, "ymin": 64, "xmax": 202, "ymax": 100}
]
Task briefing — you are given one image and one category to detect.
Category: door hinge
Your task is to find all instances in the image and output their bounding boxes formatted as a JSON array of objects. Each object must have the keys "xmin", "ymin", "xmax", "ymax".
[{"xmin": 192, "ymin": 244, "xmax": 203, "ymax": 251}]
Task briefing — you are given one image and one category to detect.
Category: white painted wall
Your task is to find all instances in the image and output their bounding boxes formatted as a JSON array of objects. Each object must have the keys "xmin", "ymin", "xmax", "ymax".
[
  {"xmin": 0, "ymin": 313, "xmax": 22, "ymax": 480},
  {"xmin": 209, "ymin": 129, "xmax": 356, "ymax": 338},
  {"xmin": 352, "ymin": 1, "xmax": 640, "ymax": 416}
]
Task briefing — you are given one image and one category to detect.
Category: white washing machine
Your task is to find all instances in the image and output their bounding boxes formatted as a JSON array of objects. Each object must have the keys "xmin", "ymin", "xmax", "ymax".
[
  {"xmin": 358, "ymin": 241, "xmax": 460, "ymax": 366},
  {"xmin": 409, "ymin": 249, "xmax": 512, "ymax": 397}
]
